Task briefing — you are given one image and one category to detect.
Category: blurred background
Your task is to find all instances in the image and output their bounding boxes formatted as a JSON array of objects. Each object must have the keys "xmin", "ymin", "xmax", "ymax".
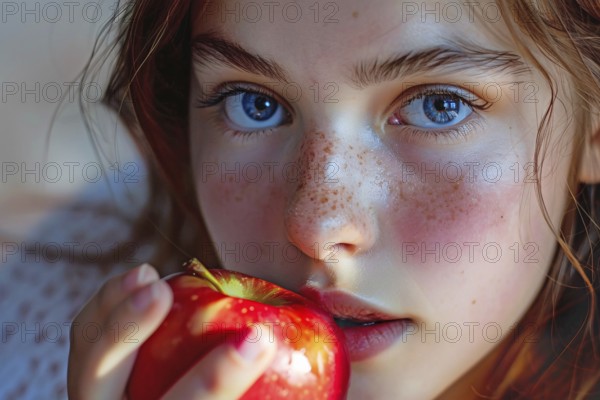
[{"xmin": 0, "ymin": 0, "xmax": 143, "ymax": 237}]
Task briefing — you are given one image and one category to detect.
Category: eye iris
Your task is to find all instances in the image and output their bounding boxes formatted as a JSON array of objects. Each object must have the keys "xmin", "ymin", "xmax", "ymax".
[
  {"xmin": 423, "ymin": 94, "xmax": 460, "ymax": 124},
  {"xmin": 242, "ymin": 93, "xmax": 277, "ymax": 121}
]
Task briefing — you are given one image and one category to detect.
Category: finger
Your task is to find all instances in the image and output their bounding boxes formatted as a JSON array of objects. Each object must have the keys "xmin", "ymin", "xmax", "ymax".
[
  {"xmin": 78, "ymin": 264, "xmax": 161, "ymax": 324},
  {"xmin": 68, "ymin": 264, "xmax": 159, "ymax": 374},
  {"xmin": 99, "ymin": 264, "xmax": 161, "ymax": 315},
  {"xmin": 162, "ymin": 328, "xmax": 277, "ymax": 400},
  {"xmin": 68, "ymin": 279, "xmax": 173, "ymax": 400}
]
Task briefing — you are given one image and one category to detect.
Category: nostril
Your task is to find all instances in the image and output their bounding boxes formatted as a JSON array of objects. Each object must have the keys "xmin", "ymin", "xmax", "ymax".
[{"xmin": 322, "ymin": 243, "xmax": 359, "ymax": 260}]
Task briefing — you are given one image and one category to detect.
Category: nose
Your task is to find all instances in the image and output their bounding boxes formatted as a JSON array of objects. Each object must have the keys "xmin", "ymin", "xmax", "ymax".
[{"xmin": 284, "ymin": 130, "xmax": 378, "ymax": 261}]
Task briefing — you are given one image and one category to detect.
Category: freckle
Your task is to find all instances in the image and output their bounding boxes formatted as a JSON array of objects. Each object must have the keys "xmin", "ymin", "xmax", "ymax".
[
  {"xmin": 333, "ymin": 190, "xmax": 338, "ymax": 195},
  {"xmin": 471, "ymin": 299, "xmax": 476, "ymax": 304},
  {"xmin": 320, "ymin": 196, "xmax": 328, "ymax": 203},
  {"xmin": 352, "ymin": 11, "xmax": 359, "ymax": 18},
  {"xmin": 324, "ymin": 146, "xmax": 332, "ymax": 154},
  {"xmin": 332, "ymin": 205, "xmax": 337, "ymax": 210},
  {"xmin": 500, "ymin": 215, "xmax": 504, "ymax": 219}
]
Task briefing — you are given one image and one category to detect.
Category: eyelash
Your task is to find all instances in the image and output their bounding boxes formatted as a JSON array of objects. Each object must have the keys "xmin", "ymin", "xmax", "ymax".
[
  {"xmin": 194, "ymin": 83, "xmax": 492, "ymax": 142},
  {"xmin": 195, "ymin": 83, "xmax": 276, "ymax": 108},
  {"xmin": 400, "ymin": 119, "xmax": 485, "ymax": 144},
  {"xmin": 398, "ymin": 88, "xmax": 491, "ymax": 112}
]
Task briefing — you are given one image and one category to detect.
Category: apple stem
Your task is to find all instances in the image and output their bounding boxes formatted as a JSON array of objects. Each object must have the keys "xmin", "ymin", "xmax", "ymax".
[{"xmin": 185, "ymin": 258, "xmax": 226, "ymax": 294}]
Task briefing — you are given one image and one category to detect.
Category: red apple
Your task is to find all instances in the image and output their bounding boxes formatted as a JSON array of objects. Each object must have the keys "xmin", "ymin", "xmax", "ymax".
[{"xmin": 126, "ymin": 259, "xmax": 350, "ymax": 399}]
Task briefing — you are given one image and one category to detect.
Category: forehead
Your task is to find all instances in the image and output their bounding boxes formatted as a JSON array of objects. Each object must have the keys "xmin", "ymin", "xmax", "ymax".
[{"xmin": 192, "ymin": 0, "xmax": 516, "ymax": 78}]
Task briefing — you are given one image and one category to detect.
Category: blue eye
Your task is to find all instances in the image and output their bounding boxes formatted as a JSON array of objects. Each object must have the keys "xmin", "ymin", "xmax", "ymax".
[
  {"xmin": 389, "ymin": 89, "xmax": 476, "ymax": 128},
  {"xmin": 422, "ymin": 94, "xmax": 460, "ymax": 123},
  {"xmin": 225, "ymin": 91, "xmax": 288, "ymax": 130}
]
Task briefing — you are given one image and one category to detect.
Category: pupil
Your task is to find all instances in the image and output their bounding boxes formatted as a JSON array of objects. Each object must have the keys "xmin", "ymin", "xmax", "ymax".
[
  {"xmin": 242, "ymin": 93, "xmax": 277, "ymax": 121},
  {"xmin": 434, "ymin": 98, "xmax": 446, "ymax": 111},
  {"xmin": 255, "ymin": 96, "xmax": 270, "ymax": 111},
  {"xmin": 423, "ymin": 94, "xmax": 460, "ymax": 124}
]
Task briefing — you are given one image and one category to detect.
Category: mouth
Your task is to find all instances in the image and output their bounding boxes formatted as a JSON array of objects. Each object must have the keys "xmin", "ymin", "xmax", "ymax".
[
  {"xmin": 333, "ymin": 317, "xmax": 380, "ymax": 328},
  {"xmin": 299, "ymin": 286, "xmax": 414, "ymax": 361},
  {"xmin": 299, "ymin": 286, "xmax": 408, "ymax": 323}
]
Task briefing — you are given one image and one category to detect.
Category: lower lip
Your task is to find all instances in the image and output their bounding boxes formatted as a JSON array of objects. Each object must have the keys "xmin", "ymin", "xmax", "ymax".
[{"xmin": 340, "ymin": 319, "xmax": 411, "ymax": 362}]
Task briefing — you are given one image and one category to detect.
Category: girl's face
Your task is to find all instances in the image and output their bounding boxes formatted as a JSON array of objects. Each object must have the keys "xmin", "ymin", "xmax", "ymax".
[{"xmin": 189, "ymin": 0, "xmax": 575, "ymax": 398}]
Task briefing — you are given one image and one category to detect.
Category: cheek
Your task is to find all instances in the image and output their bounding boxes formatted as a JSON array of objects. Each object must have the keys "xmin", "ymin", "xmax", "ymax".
[
  {"xmin": 385, "ymin": 160, "xmax": 520, "ymax": 245},
  {"xmin": 380, "ymin": 159, "xmax": 557, "ymax": 335},
  {"xmin": 197, "ymin": 172, "xmax": 296, "ymax": 283},
  {"xmin": 379, "ymin": 156, "xmax": 543, "ymax": 314},
  {"xmin": 199, "ymin": 174, "xmax": 285, "ymax": 237}
]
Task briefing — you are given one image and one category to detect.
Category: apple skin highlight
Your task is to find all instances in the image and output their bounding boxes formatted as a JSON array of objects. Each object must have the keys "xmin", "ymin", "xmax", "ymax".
[{"xmin": 126, "ymin": 262, "xmax": 350, "ymax": 400}]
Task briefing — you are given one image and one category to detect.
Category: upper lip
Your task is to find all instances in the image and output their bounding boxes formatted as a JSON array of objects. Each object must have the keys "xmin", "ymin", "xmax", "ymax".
[{"xmin": 299, "ymin": 286, "xmax": 407, "ymax": 322}]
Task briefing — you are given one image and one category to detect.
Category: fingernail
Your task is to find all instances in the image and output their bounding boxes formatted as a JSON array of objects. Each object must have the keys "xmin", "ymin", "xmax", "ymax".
[
  {"xmin": 123, "ymin": 264, "xmax": 152, "ymax": 291},
  {"xmin": 234, "ymin": 327, "xmax": 273, "ymax": 363},
  {"xmin": 130, "ymin": 281, "xmax": 160, "ymax": 312}
]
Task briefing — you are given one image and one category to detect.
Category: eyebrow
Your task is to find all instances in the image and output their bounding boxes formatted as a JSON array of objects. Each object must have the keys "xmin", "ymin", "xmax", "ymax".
[
  {"xmin": 191, "ymin": 32, "xmax": 531, "ymax": 88},
  {"xmin": 350, "ymin": 43, "xmax": 531, "ymax": 88},
  {"xmin": 192, "ymin": 32, "xmax": 290, "ymax": 83}
]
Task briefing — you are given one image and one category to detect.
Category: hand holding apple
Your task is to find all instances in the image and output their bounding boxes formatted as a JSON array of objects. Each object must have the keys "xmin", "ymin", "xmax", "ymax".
[{"xmin": 126, "ymin": 259, "xmax": 350, "ymax": 400}]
